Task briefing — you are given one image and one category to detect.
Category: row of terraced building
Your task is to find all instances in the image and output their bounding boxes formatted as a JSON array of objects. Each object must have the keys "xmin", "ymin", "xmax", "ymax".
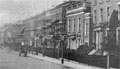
[{"xmin": 0, "ymin": 0, "xmax": 120, "ymax": 56}]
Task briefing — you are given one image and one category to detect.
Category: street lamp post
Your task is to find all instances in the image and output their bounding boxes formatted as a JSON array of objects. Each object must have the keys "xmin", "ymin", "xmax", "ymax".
[
  {"xmin": 3, "ymin": 31, "xmax": 5, "ymax": 49},
  {"xmin": 57, "ymin": 31, "xmax": 61, "ymax": 59},
  {"xmin": 60, "ymin": 5, "xmax": 67, "ymax": 64},
  {"xmin": 59, "ymin": 20, "xmax": 66, "ymax": 64},
  {"xmin": 61, "ymin": 35, "xmax": 64, "ymax": 64},
  {"xmin": 107, "ymin": 52, "xmax": 110, "ymax": 69}
]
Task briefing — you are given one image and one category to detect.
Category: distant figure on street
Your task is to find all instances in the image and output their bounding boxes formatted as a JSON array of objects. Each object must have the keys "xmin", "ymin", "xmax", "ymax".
[{"xmin": 19, "ymin": 45, "xmax": 27, "ymax": 57}]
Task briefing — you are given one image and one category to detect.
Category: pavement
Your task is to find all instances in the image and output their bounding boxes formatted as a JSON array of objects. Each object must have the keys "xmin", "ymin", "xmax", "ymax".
[
  {"xmin": 1, "ymin": 48, "xmax": 116, "ymax": 69},
  {"xmin": 0, "ymin": 48, "xmax": 73, "ymax": 69},
  {"xmin": 27, "ymin": 53, "xmax": 114, "ymax": 69}
]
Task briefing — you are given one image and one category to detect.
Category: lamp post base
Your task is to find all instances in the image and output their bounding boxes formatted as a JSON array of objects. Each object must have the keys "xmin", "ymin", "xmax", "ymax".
[{"xmin": 61, "ymin": 58, "xmax": 64, "ymax": 64}]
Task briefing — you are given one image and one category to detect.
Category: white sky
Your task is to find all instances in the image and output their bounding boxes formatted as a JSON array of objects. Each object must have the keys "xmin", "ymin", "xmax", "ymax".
[{"xmin": 0, "ymin": 0, "xmax": 63, "ymax": 25}]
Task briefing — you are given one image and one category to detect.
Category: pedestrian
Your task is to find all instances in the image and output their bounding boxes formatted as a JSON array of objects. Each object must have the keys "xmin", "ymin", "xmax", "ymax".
[{"xmin": 19, "ymin": 45, "xmax": 23, "ymax": 56}]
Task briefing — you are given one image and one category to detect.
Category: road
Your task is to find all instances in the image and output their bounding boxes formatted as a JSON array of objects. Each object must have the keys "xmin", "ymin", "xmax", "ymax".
[{"xmin": 0, "ymin": 49, "xmax": 73, "ymax": 69}]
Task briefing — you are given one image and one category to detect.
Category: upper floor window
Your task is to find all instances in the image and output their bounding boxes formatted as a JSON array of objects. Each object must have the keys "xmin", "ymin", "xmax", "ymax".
[
  {"xmin": 86, "ymin": 23, "xmax": 88, "ymax": 36},
  {"xmin": 74, "ymin": 19, "xmax": 76, "ymax": 32},
  {"xmin": 78, "ymin": 18, "xmax": 81, "ymax": 33},
  {"xmin": 72, "ymin": 19, "xmax": 75, "ymax": 32},
  {"xmin": 77, "ymin": 1, "xmax": 82, "ymax": 8},
  {"xmin": 94, "ymin": 0, "xmax": 97, "ymax": 6},
  {"xmin": 67, "ymin": 20, "xmax": 70, "ymax": 32},
  {"xmin": 105, "ymin": 28, "xmax": 109, "ymax": 37},
  {"xmin": 66, "ymin": 5, "xmax": 71, "ymax": 11},
  {"xmin": 106, "ymin": 0, "xmax": 110, "ymax": 2},
  {"xmin": 107, "ymin": 7, "xmax": 110, "ymax": 21},
  {"xmin": 100, "ymin": 8, "xmax": 104, "ymax": 22},
  {"xmin": 100, "ymin": 0, "xmax": 104, "ymax": 4},
  {"xmin": 119, "ymin": 5, "xmax": 120, "ymax": 14},
  {"xmin": 72, "ymin": 3, "xmax": 77, "ymax": 9},
  {"xmin": 94, "ymin": 10, "xmax": 97, "ymax": 23},
  {"xmin": 85, "ymin": 23, "xmax": 89, "ymax": 36},
  {"xmin": 107, "ymin": 7, "xmax": 110, "ymax": 17},
  {"xmin": 69, "ymin": 20, "xmax": 71, "ymax": 32}
]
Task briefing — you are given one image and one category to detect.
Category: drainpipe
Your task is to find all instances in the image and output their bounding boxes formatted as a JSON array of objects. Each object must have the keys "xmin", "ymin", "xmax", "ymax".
[{"xmin": 107, "ymin": 52, "xmax": 110, "ymax": 69}]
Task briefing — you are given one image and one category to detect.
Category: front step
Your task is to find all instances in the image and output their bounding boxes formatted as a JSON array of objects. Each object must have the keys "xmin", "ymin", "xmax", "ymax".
[
  {"xmin": 94, "ymin": 50, "xmax": 103, "ymax": 55},
  {"xmin": 88, "ymin": 49, "xmax": 98, "ymax": 55}
]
